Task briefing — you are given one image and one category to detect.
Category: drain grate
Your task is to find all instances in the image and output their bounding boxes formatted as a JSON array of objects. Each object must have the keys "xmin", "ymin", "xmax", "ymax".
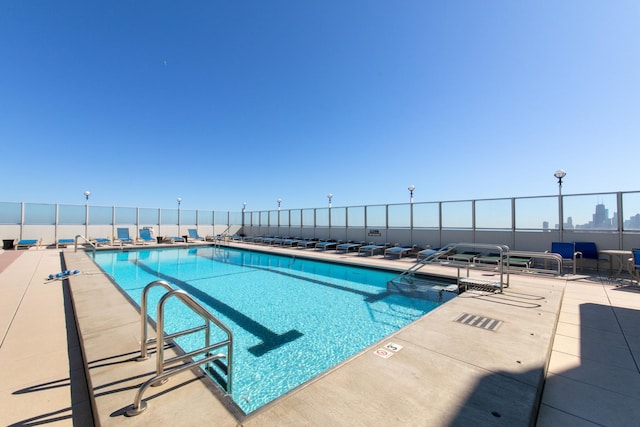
[{"xmin": 455, "ymin": 313, "xmax": 502, "ymax": 331}]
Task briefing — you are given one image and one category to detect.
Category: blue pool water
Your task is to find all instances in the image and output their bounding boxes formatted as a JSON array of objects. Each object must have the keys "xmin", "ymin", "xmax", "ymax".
[{"xmin": 93, "ymin": 246, "xmax": 447, "ymax": 413}]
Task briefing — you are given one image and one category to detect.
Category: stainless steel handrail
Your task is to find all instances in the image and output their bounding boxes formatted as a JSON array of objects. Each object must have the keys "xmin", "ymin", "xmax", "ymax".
[
  {"xmin": 391, "ymin": 243, "xmax": 511, "ymax": 292},
  {"xmin": 73, "ymin": 234, "xmax": 96, "ymax": 256},
  {"xmin": 129, "ymin": 281, "xmax": 233, "ymax": 416}
]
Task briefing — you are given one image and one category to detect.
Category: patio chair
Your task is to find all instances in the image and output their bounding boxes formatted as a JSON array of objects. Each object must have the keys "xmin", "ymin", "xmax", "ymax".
[
  {"xmin": 188, "ymin": 228, "xmax": 204, "ymax": 241},
  {"xmin": 14, "ymin": 238, "xmax": 41, "ymax": 250},
  {"xmin": 549, "ymin": 242, "xmax": 582, "ymax": 275},
  {"xmin": 138, "ymin": 228, "xmax": 156, "ymax": 244},
  {"xmin": 56, "ymin": 238, "xmax": 75, "ymax": 248},
  {"xmin": 116, "ymin": 228, "xmax": 135, "ymax": 245},
  {"xmin": 574, "ymin": 242, "xmax": 607, "ymax": 271},
  {"xmin": 315, "ymin": 240, "xmax": 339, "ymax": 251}
]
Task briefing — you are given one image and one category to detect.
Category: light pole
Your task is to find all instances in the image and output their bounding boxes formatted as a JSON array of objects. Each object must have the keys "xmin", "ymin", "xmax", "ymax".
[
  {"xmin": 327, "ymin": 193, "xmax": 333, "ymax": 239},
  {"xmin": 408, "ymin": 185, "xmax": 415, "ymax": 244},
  {"xmin": 277, "ymin": 198, "xmax": 282, "ymax": 211},
  {"xmin": 554, "ymin": 169, "xmax": 566, "ymax": 240},
  {"xmin": 277, "ymin": 198, "xmax": 282, "ymax": 234},
  {"xmin": 242, "ymin": 202, "xmax": 246, "ymax": 228},
  {"xmin": 177, "ymin": 197, "xmax": 182, "ymax": 237},
  {"xmin": 84, "ymin": 191, "xmax": 90, "ymax": 238}
]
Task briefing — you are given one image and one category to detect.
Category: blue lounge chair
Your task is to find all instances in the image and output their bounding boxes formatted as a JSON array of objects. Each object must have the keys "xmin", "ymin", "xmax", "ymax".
[
  {"xmin": 138, "ymin": 228, "xmax": 156, "ymax": 244},
  {"xmin": 92, "ymin": 237, "xmax": 111, "ymax": 246},
  {"xmin": 336, "ymin": 242, "xmax": 363, "ymax": 253},
  {"xmin": 384, "ymin": 245, "xmax": 415, "ymax": 259},
  {"xmin": 188, "ymin": 228, "xmax": 204, "ymax": 241},
  {"xmin": 116, "ymin": 228, "xmax": 135, "ymax": 245},
  {"xmin": 56, "ymin": 238, "xmax": 75, "ymax": 248},
  {"xmin": 358, "ymin": 243, "xmax": 388, "ymax": 256},
  {"xmin": 549, "ymin": 242, "xmax": 582, "ymax": 275},
  {"xmin": 315, "ymin": 241, "xmax": 339, "ymax": 251},
  {"xmin": 14, "ymin": 238, "xmax": 41, "ymax": 250},
  {"xmin": 296, "ymin": 240, "xmax": 318, "ymax": 249}
]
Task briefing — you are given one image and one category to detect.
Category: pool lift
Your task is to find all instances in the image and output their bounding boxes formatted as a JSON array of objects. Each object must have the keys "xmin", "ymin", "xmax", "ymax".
[
  {"xmin": 387, "ymin": 243, "xmax": 512, "ymax": 299},
  {"xmin": 126, "ymin": 280, "xmax": 234, "ymax": 416}
]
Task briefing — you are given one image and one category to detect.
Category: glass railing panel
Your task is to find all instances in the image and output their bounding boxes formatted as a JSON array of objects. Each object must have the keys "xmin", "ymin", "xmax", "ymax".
[
  {"xmin": 316, "ymin": 208, "xmax": 328, "ymax": 227},
  {"xmin": 388, "ymin": 204, "xmax": 409, "ymax": 228},
  {"xmin": 476, "ymin": 199, "xmax": 512, "ymax": 230},
  {"xmin": 622, "ymin": 192, "xmax": 640, "ymax": 230},
  {"xmin": 161, "ymin": 208, "xmax": 178, "ymax": 225},
  {"xmin": 331, "ymin": 207, "xmax": 346, "ymax": 227},
  {"xmin": 181, "ymin": 209, "xmax": 197, "ymax": 226},
  {"xmin": 366, "ymin": 205, "xmax": 386, "ymax": 228},
  {"xmin": 25, "ymin": 203, "xmax": 55, "ymax": 225},
  {"xmin": 58, "ymin": 204, "xmax": 85, "ymax": 225},
  {"xmin": 0, "ymin": 202, "xmax": 21, "ymax": 224},
  {"xmin": 139, "ymin": 208, "xmax": 158, "ymax": 225},
  {"xmin": 413, "ymin": 202, "xmax": 439, "ymax": 229},
  {"xmin": 198, "ymin": 210, "xmax": 214, "ymax": 226},
  {"xmin": 290, "ymin": 209, "xmax": 301, "ymax": 227},
  {"xmin": 441, "ymin": 201, "xmax": 471, "ymax": 229},
  {"xmin": 515, "ymin": 196, "xmax": 557, "ymax": 230},
  {"xmin": 303, "ymin": 209, "xmax": 316, "ymax": 227},
  {"xmin": 347, "ymin": 206, "xmax": 365, "ymax": 228},
  {"xmin": 563, "ymin": 193, "xmax": 617, "ymax": 230}
]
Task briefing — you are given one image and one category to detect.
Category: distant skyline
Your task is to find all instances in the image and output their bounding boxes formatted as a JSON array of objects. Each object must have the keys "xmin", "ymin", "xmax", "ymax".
[{"xmin": 2, "ymin": 1, "xmax": 639, "ymax": 211}]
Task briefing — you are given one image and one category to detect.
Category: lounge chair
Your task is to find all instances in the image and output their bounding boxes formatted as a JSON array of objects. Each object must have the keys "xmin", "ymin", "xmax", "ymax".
[
  {"xmin": 448, "ymin": 251, "xmax": 481, "ymax": 263},
  {"xmin": 138, "ymin": 228, "xmax": 156, "ymax": 244},
  {"xmin": 92, "ymin": 237, "xmax": 111, "ymax": 246},
  {"xmin": 315, "ymin": 241, "xmax": 339, "ymax": 251},
  {"xmin": 14, "ymin": 238, "xmax": 41, "ymax": 250},
  {"xmin": 384, "ymin": 245, "xmax": 416, "ymax": 259},
  {"xmin": 56, "ymin": 238, "xmax": 75, "ymax": 248},
  {"xmin": 296, "ymin": 240, "xmax": 318, "ymax": 249},
  {"xmin": 476, "ymin": 253, "xmax": 532, "ymax": 269},
  {"xmin": 116, "ymin": 228, "xmax": 135, "ymax": 245},
  {"xmin": 358, "ymin": 243, "xmax": 389, "ymax": 256},
  {"xmin": 548, "ymin": 242, "xmax": 582, "ymax": 275},
  {"xmin": 188, "ymin": 229, "xmax": 204, "ymax": 241},
  {"xmin": 416, "ymin": 248, "xmax": 437, "ymax": 260},
  {"xmin": 335, "ymin": 242, "xmax": 363, "ymax": 253}
]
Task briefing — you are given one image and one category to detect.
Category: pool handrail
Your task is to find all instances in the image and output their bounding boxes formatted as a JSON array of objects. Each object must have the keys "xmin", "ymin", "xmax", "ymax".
[{"xmin": 129, "ymin": 280, "xmax": 234, "ymax": 416}]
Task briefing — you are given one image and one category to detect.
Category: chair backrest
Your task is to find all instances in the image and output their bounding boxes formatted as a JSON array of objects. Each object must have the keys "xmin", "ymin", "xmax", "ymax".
[
  {"xmin": 551, "ymin": 242, "xmax": 576, "ymax": 259},
  {"xmin": 117, "ymin": 228, "xmax": 130, "ymax": 239},
  {"xmin": 188, "ymin": 228, "xmax": 199, "ymax": 238},
  {"xmin": 574, "ymin": 242, "xmax": 598, "ymax": 260},
  {"xmin": 139, "ymin": 228, "xmax": 152, "ymax": 240},
  {"xmin": 633, "ymin": 249, "xmax": 640, "ymax": 268}
]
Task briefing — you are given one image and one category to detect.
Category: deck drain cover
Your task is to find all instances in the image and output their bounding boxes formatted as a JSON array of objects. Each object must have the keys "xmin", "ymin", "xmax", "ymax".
[{"xmin": 455, "ymin": 313, "xmax": 502, "ymax": 331}]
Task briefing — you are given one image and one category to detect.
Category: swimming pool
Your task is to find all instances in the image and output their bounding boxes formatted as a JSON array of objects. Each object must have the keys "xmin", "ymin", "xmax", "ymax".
[{"xmin": 94, "ymin": 246, "xmax": 452, "ymax": 413}]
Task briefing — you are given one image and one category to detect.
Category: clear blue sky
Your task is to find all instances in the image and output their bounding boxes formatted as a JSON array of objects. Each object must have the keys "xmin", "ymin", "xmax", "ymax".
[{"xmin": 2, "ymin": 1, "xmax": 638, "ymax": 212}]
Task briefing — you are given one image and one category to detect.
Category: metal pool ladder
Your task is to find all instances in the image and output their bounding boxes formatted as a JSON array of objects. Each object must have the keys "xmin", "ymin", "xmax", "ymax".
[{"xmin": 126, "ymin": 280, "xmax": 234, "ymax": 416}]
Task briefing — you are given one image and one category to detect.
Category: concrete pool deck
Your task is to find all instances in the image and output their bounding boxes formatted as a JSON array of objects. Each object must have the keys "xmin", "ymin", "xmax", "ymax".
[{"xmin": 1, "ymin": 243, "xmax": 639, "ymax": 426}]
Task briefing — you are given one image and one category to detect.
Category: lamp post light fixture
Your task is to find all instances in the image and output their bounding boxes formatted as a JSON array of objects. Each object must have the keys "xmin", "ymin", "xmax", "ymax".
[
  {"xmin": 408, "ymin": 184, "xmax": 415, "ymax": 203},
  {"xmin": 84, "ymin": 191, "xmax": 90, "ymax": 238},
  {"xmin": 554, "ymin": 169, "xmax": 566, "ymax": 196},
  {"xmin": 327, "ymin": 193, "xmax": 333, "ymax": 208},
  {"xmin": 277, "ymin": 198, "xmax": 282, "ymax": 211},
  {"xmin": 554, "ymin": 169, "xmax": 566, "ymax": 241}
]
